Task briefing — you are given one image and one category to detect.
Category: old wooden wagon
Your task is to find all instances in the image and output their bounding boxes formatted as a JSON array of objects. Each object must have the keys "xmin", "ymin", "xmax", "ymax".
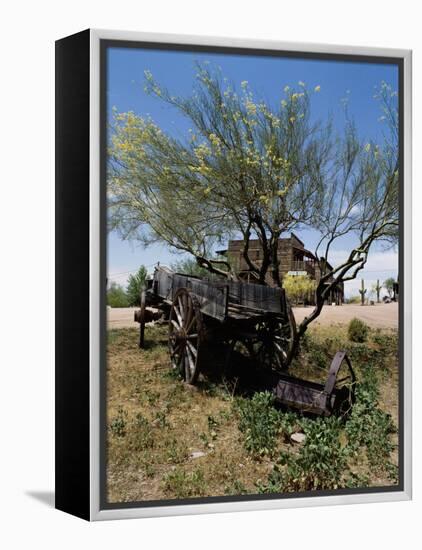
[{"xmin": 135, "ymin": 266, "xmax": 356, "ymax": 416}]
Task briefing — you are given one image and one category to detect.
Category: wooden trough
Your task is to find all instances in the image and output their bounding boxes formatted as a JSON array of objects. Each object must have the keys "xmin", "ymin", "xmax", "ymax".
[{"xmin": 273, "ymin": 351, "xmax": 356, "ymax": 416}]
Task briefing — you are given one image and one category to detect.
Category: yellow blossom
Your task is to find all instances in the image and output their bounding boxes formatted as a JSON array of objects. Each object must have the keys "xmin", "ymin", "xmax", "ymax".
[
  {"xmin": 208, "ymin": 133, "xmax": 221, "ymax": 148},
  {"xmin": 284, "ymin": 85, "xmax": 290, "ymax": 93},
  {"xmin": 245, "ymin": 100, "xmax": 257, "ymax": 116},
  {"xmin": 314, "ymin": 85, "xmax": 321, "ymax": 92}
]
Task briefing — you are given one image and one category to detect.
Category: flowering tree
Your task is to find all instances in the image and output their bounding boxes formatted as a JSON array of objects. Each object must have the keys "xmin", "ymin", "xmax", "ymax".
[
  {"xmin": 283, "ymin": 274, "xmax": 316, "ymax": 306},
  {"xmin": 108, "ymin": 65, "xmax": 328, "ymax": 286}
]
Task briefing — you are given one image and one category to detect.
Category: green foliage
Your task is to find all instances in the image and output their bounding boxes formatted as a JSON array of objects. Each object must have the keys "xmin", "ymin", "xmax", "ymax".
[
  {"xmin": 345, "ymin": 472, "xmax": 371, "ymax": 488},
  {"xmin": 347, "ymin": 295, "xmax": 361, "ymax": 304},
  {"xmin": 260, "ymin": 417, "xmax": 348, "ymax": 492},
  {"xmin": 235, "ymin": 392, "xmax": 281, "ymax": 457},
  {"xmin": 224, "ymin": 479, "xmax": 248, "ymax": 495},
  {"xmin": 372, "ymin": 329, "xmax": 398, "ymax": 358},
  {"xmin": 345, "ymin": 371, "xmax": 396, "ymax": 469},
  {"xmin": 348, "ymin": 318, "xmax": 369, "ymax": 343},
  {"xmin": 171, "ymin": 257, "xmax": 211, "ymax": 278},
  {"xmin": 383, "ymin": 277, "xmax": 396, "ymax": 297},
  {"xmin": 299, "ymin": 332, "xmax": 330, "ymax": 369},
  {"xmin": 165, "ymin": 438, "xmax": 189, "ymax": 464},
  {"xmin": 109, "ymin": 406, "xmax": 128, "ymax": 437},
  {"xmin": 283, "ymin": 274, "xmax": 316, "ymax": 305},
  {"xmin": 126, "ymin": 265, "xmax": 148, "ymax": 306},
  {"xmin": 163, "ymin": 468, "xmax": 206, "ymax": 498},
  {"xmin": 107, "ymin": 282, "xmax": 129, "ymax": 308},
  {"xmin": 129, "ymin": 413, "xmax": 155, "ymax": 451}
]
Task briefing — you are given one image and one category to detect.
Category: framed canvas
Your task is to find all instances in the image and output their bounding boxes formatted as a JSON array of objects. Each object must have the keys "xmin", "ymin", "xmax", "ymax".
[{"xmin": 55, "ymin": 29, "xmax": 412, "ymax": 521}]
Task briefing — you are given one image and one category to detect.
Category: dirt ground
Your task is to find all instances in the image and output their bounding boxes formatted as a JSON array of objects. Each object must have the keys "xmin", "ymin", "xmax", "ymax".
[{"xmin": 108, "ymin": 302, "xmax": 398, "ymax": 330}]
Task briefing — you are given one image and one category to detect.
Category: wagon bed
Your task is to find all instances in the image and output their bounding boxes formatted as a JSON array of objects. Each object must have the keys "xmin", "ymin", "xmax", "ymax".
[{"xmin": 148, "ymin": 265, "xmax": 287, "ymax": 322}]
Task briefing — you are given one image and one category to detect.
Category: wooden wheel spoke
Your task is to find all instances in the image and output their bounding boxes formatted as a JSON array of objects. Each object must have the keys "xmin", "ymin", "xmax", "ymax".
[
  {"xmin": 253, "ymin": 318, "xmax": 292, "ymax": 372},
  {"xmin": 274, "ymin": 351, "xmax": 283, "ymax": 368},
  {"xmin": 170, "ymin": 341, "xmax": 183, "ymax": 355},
  {"xmin": 186, "ymin": 298, "xmax": 193, "ymax": 327},
  {"xmin": 170, "ymin": 319, "xmax": 181, "ymax": 331},
  {"xmin": 185, "ymin": 311, "xmax": 196, "ymax": 333},
  {"xmin": 186, "ymin": 347, "xmax": 196, "ymax": 374},
  {"xmin": 173, "ymin": 305, "xmax": 183, "ymax": 326},
  {"xmin": 186, "ymin": 340, "xmax": 198, "ymax": 357},
  {"xmin": 169, "ymin": 288, "xmax": 202, "ymax": 384},
  {"xmin": 177, "ymin": 296, "xmax": 185, "ymax": 321}
]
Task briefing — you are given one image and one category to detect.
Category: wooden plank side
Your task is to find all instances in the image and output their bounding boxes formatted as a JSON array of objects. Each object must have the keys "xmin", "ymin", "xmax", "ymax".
[
  {"xmin": 188, "ymin": 278, "xmax": 228, "ymax": 320},
  {"xmin": 154, "ymin": 268, "xmax": 174, "ymax": 301},
  {"xmin": 236, "ymin": 282, "xmax": 286, "ymax": 314}
]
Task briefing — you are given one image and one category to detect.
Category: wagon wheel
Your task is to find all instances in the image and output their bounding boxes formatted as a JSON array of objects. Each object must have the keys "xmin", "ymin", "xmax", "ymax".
[
  {"xmin": 333, "ymin": 357, "xmax": 357, "ymax": 415},
  {"xmin": 138, "ymin": 290, "xmax": 147, "ymax": 349},
  {"xmin": 253, "ymin": 307, "xmax": 296, "ymax": 372},
  {"xmin": 168, "ymin": 288, "xmax": 204, "ymax": 384}
]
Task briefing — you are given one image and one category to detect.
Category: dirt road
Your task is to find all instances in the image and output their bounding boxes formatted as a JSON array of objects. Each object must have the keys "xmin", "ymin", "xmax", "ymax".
[
  {"xmin": 108, "ymin": 302, "xmax": 398, "ymax": 330},
  {"xmin": 291, "ymin": 302, "xmax": 398, "ymax": 329}
]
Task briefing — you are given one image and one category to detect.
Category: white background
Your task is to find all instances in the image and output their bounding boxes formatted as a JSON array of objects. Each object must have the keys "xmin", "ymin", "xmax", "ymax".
[{"xmin": 0, "ymin": 1, "xmax": 420, "ymax": 548}]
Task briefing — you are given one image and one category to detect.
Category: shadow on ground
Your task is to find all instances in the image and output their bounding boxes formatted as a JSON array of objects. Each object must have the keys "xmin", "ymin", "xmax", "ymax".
[{"xmin": 26, "ymin": 491, "xmax": 55, "ymax": 508}]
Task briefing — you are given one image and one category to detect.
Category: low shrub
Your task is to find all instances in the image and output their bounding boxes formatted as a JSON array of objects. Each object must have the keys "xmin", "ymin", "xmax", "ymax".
[
  {"xmin": 259, "ymin": 416, "xmax": 348, "ymax": 492},
  {"xmin": 348, "ymin": 318, "xmax": 369, "ymax": 343},
  {"xmin": 128, "ymin": 413, "xmax": 155, "ymax": 451},
  {"xmin": 372, "ymin": 329, "xmax": 399, "ymax": 358},
  {"xmin": 163, "ymin": 468, "xmax": 206, "ymax": 498},
  {"xmin": 345, "ymin": 373, "xmax": 396, "ymax": 469},
  {"xmin": 109, "ymin": 406, "xmax": 128, "ymax": 437},
  {"xmin": 235, "ymin": 392, "xmax": 281, "ymax": 457}
]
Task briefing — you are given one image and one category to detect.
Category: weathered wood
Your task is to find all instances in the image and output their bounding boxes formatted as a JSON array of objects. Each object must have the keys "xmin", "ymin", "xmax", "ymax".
[
  {"xmin": 274, "ymin": 351, "xmax": 356, "ymax": 416},
  {"xmin": 151, "ymin": 267, "xmax": 285, "ymax": 321}
]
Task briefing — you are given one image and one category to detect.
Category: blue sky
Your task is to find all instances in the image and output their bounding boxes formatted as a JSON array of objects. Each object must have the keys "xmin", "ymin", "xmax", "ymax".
[{"xmin": 106, "ymin": 46, "xmax": 399, "ymax": 297}]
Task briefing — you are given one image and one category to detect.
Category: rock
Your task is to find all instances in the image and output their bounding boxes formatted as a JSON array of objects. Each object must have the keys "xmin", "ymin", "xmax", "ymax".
[
  {"xmin": 290, "ymin": 432, "xmax": 306, "ymax": 444},
  {"xmin": 190, "ymin": 451, "xmax": 207, "ymax": 460}
]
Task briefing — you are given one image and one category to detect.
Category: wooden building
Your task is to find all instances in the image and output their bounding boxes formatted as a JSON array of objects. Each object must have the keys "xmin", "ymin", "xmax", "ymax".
[{"xmin": 222, "ymin": 233, "xmax": 344, "ymax": 305}]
